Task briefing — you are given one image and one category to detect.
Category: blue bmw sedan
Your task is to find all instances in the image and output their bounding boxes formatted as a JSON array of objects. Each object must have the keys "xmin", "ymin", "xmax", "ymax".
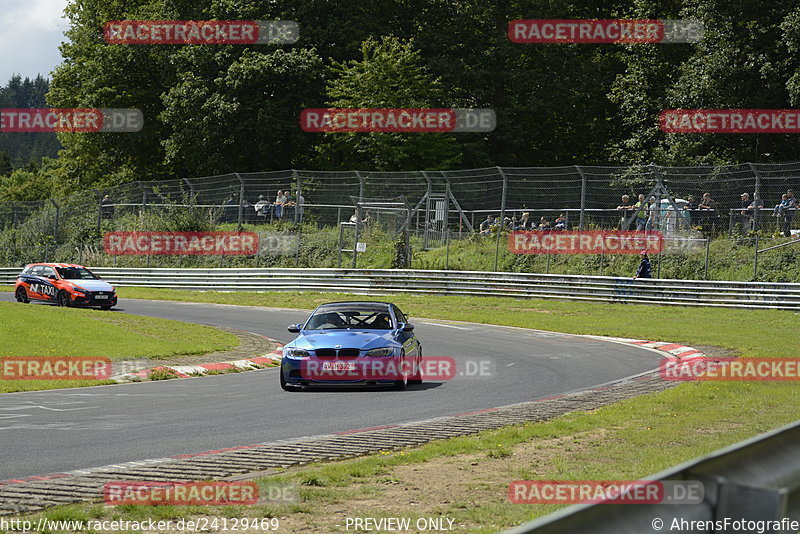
[{"xmin": 280, "ymin": 302, "xmax": 422, "ymax": 391}]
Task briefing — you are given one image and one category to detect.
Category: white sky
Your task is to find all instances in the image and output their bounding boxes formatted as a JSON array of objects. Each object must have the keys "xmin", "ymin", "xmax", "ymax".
[{"xmin": 0, "ymin": 0, "xmax": 69, "ymax": 81}]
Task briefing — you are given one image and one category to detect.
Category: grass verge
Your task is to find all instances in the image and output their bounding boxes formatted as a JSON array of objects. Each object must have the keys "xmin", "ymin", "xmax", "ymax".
[
  {"xmin": 15, "ymin": 289, "xmax": 800, "ymax": 532},
  {"xmin": 0, "ymin": 301, "xmax": 238, "ymax": 393}
]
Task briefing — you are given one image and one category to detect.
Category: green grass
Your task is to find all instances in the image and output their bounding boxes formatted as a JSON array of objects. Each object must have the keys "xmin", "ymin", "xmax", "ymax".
[
  {"xmin": 117, "ymin": 287, "xmax": 792, "ymax": 356},
  {"xmin": 12, "ymin": 290, "xmax": 800, "ymax": 532},
  {"xmin": 0, "ymin": 302, "xmax": 238, "ymax": 393}
]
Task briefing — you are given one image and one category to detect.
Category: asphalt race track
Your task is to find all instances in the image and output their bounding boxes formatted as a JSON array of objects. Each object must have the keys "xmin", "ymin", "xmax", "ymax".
[{"xmin": 0, "ymin": 294, "xmax": 662, "ymax": 480}]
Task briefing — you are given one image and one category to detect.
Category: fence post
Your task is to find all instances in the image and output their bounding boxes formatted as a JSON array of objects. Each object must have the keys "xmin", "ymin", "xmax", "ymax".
[
  {"xmin": 49, "ymin": 199, "xmax": 60, "ymax": 240},
  {"xmin": 753, "ymin": 233, "xmax": 760, "ymax": 280},
  {"xmin": 294, "ymin": 169, "xmax": 302, "ymax": 224},
  {"xmin": 704, "ymin": 238, "xmax": 710, "ymax": 280},
  {"xmin": 445, "ymin": 228, "xmax": 450, "ymax": 270},
  {"xmin": 93, "ymin": 190, "xmax": 103, "ymax": 233},
  {"xmin": 182, "ymin": 177, "xmax": 196, "ymax": 206},
  {"xmin": 494, "ymin": 167, "xmax": 508, "ymax": 272},
  {"xmin": 355, "ymin": 170, "xmax": 365, "ymax": 204},
  {"xmin": 137, "ymin": 182, "xmax": 148, "ymax": 212},
  {"xmin": 235, "ymin": 173, "xmax": 245, "ymax": 231},
  {"xmin": 748, "ymin": 162, "xmax": 761, "ymax": 231},
  {"xmin": 575, "ymin": 165, "xmax": 587, "ymax": 230}
]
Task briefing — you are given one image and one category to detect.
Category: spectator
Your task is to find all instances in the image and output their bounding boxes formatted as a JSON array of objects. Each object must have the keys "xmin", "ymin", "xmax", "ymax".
[
  {"xmin": 518, "ymin": 212, "xmax": 532, "ymax": 230},
  {"xmin": 633, "ymin": 194, "xmax": 648, "ymax": 231},
  {"xmin": 273, "ymin": 190, "xmax": 286, "ymax": 219},
  {"xmin": 479, "ymin": 215, "xmax": 495, "ymax": 235},
  {"xmin": 781, "ymin": 189, "xmax": 797, "ymax": 237},
  {"xmin": 537, "ymin": 217, "xmax": 551, "ymax": 230},
  {"xmin": 737, "ymin": 193, "xmax": 751, "ymax": 234},
  {"xmin": 634, "ymin": 250, "xmax": 652, "ymax": 279},
  {"xmin": 100, "ymin": 195, "xmax": 115, "ymax": 220},
  {"xmin": 554, "ymin": 213, "xmax": 567, "ymax": 230},
  {"xmin": 698, "ymin": 192, "xmax": 717, "ymax": 211},
  {"xmin": 616, "ymin": 194, "xmax": 635, "ymax": 229},
  {"xmin": 645, "ymin": 197, "xmax": 658, "ymax": 231},
  {"xmin": 503, "ymin": 216, "xmax": 513, "ymax": 230},
  {"xmin": 254, "ymin": 194, "xmax": 270, "ymax": 218},
  {"xmin": 223, "ymin": 194, "xmax": 237, "ymax": 223},
  {"xmin": 684, "ymin": 195, "xmax": 699, "ymax": 227},
  {"xmin": 698, "ymin": 192, "xmax": 719, "ymax": 233}
]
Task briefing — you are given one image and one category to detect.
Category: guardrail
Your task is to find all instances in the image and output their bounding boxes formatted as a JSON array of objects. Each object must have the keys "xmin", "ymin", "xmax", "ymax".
[
  {"xmin": 3, "ymin": 267, "xmax": 800, "ymax": 310},
  {"xmin": 505, "ymin": 419, "xmax": 800, "ymax": 534}
]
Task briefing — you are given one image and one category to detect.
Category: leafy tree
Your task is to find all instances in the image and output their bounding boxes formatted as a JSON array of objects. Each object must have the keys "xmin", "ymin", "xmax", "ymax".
[{"xmin": 314, "ymin": 36, "xmax": 462, "ymax": 171}]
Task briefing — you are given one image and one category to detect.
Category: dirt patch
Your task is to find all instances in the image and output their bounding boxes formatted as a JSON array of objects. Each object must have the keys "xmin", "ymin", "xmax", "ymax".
[{"xmin": 272, "ymin": 428, "xmax": 612, "ymax": 533}]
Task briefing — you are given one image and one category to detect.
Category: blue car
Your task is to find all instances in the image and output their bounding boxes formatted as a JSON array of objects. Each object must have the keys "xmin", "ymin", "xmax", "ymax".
[{"xmin": 280, "ymin": 301, "xmax": 423, "ymax": 391}]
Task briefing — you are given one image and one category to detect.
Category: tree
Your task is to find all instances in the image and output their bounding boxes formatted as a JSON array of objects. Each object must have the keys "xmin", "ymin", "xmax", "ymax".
[{"xmin": 314, "ymin": 36, "xmax": 462, "ymax": 171}]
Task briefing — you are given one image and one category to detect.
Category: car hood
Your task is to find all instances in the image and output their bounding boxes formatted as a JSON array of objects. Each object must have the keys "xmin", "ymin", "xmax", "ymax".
[
  {"xmin": 65, "ymin": 279, "xmax": 114, "ymax": 292},
  {"xmin": 291, "ymin": 330, "xmax": 395, "ymax": 351}
]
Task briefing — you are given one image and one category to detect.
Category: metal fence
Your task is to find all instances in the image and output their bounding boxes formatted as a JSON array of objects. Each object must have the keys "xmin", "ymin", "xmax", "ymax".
[
  {"xmin": 0, "ymin": 162, "xmax": 798, "ymax": 274},
  {"xmin": 3, "ymin": 267, "xmax": 800, "ymax": 310}
]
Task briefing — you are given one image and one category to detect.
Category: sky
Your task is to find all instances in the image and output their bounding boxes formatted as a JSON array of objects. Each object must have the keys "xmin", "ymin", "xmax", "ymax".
[{"xmin": 0, "ymin": 0, "xmax": 69, "ymax": 81}]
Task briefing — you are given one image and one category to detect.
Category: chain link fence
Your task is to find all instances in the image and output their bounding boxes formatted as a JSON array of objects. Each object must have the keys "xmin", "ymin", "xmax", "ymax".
[{"xmin": 1, "ymin": 163, "xmax": 798, "ymax": 280}]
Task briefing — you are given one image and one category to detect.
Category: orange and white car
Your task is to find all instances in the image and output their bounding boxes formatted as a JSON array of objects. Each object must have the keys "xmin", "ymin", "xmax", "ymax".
[{"xmin": 14, "ymin": 263, "xmax": 118, "ymax": 310}]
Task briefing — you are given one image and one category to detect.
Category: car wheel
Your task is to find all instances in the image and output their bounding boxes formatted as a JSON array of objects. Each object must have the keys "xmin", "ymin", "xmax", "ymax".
[
  {"xmin": 57, "ymin": 290, "xmax": 71, "ymax": 308},
  {"xmin": 15, "ymin": 287, "xmax": 29, "ymax": 304},
  {"xmin": 280, "ymin": 368, "xmax": 295, "ymax": 391},
  {"xmin": 408, "ymin": 347, "xmax": 423, "ymax": 385},
  {"xmin": 394, "ymin": 352, "xmax": 408, "ymax": 390}
]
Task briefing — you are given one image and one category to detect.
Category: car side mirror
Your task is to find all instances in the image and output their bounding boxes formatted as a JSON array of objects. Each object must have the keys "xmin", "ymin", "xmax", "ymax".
[
  {"xmin": 401, "ymin": 323, "xmax": 414, "ymax": 332},
  {"xmin": 287, "ymin": 324, "xmax": 301, "ymax": 333}
]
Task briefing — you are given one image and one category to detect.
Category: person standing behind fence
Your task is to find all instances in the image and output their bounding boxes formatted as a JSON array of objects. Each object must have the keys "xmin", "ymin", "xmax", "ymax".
[
  {"xmin": 273, "ymin": 190, "xmax": 285, "ymax": 219},
  {"xmin": 684, "ymin": 195, "xmax": 699, "ymax": 227},
  {"xmin": 634, "ymin": 250, "xmax": 652, "ymax": 279},
  {"xmin": 633, "ymin": 194, "xmax": 648, "ymax": 231},
  {"xmin": 738, "ymin": 193, "xmax": 751, "ymax": 234},
  {"xmin": 782, "ymin": 189, "xmax": 797, "ymax": 237},
  {"xmin": 616, "ymin": 195, "xmax": 635, "ymax": 229},
  {"xmin": 517, "ymin": 212, "xmax": 531, "ymax": 230},
  {"xmin": 100, "ymin": 195, "xmax": 115, "ymax": 220}
]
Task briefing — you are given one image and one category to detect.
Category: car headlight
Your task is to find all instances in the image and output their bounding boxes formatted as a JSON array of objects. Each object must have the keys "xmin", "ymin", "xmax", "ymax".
[
  {"xmin": 284, "ymin": 348, "xmax": 310, "ymax": 359},
  {"xmin": 74, "ymin": 292, "xmax": 85, "ymax": 297},
  {"xmin": 365, "ymin": 347, "xmax": 394, "ymax": 357}
]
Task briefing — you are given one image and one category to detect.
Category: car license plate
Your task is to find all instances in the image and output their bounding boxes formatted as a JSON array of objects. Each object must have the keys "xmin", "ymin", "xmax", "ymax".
[
  {"xmin": 322, "ymin": 362, "xmax": 356, "ymax": 371},
  {"xmin": 95, "ymin": 295, "xmax": 109, "ymax": 300}
]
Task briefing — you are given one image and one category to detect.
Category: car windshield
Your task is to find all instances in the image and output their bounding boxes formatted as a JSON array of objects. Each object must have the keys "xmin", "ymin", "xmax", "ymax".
[
  {"xmin": 305, "ymin": 308, "xmax": 393, "ymax": 330},
  {"xmin": 55, "ymin": 267, "xmax": 99, "ymax": 280}
]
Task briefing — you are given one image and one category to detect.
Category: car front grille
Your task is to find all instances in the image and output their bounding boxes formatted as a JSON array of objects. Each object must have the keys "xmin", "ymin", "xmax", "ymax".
[{"xmin": 313, "ymin": 348, "xmax": 360, "ymax": 359}]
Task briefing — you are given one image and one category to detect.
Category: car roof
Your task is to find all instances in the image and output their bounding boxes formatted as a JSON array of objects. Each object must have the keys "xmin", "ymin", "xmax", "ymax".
[
  {"xmin": 315, "ymin": 301, "xmax": 393, "ymax": 311},
  {"xmin": 25, "ymin": 263, "xmax": 85, "ymax": 269}
]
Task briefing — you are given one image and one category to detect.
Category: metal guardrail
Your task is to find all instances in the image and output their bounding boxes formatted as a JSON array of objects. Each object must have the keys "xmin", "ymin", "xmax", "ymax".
[
  {"xmin": 505, "ymin": 419, "xmax": 800, "ymax": 534},
  {"xmin": 3, "ymin": 267, "xmax": 800, "ymax": 310}
]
